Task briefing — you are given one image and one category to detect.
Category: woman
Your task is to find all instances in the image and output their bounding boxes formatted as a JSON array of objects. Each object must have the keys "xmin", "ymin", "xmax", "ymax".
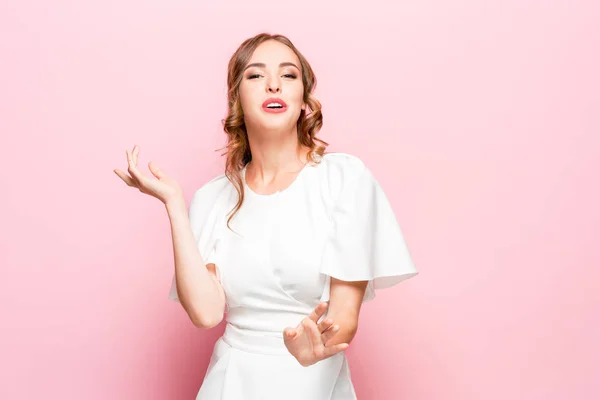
[{"xmin": 114, "ymin": 33, "xmax": 418, "ymax": 400}]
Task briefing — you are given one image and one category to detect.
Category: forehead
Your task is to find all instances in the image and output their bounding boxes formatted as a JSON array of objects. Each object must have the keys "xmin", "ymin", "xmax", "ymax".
[{"xmin": 247, "ymin": 40, "xmax": 300, "ymax": 66}]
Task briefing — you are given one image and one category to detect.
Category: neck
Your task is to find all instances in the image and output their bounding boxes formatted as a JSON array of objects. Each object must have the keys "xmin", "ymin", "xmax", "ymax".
[{"xmin": 245, "ymin": 126, "xmax": 309, "ymax": 180}]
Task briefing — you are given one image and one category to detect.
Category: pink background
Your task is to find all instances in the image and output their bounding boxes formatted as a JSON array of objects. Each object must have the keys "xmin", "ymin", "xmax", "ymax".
[{"xmin": 1, "ymin": 0, "xmax": 598, "ymax": 399}]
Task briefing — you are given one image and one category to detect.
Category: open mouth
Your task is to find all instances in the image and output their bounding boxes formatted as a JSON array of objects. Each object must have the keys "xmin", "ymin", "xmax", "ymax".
[{"xmin": 262, "ymin": 98, "xmax": 288, "ymax": 113}]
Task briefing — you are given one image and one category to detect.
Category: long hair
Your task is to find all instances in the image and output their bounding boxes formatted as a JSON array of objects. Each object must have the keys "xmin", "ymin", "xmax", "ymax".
[{"xmin": 220, "ymin": 33, "xmax": 328, "ymax": 229}]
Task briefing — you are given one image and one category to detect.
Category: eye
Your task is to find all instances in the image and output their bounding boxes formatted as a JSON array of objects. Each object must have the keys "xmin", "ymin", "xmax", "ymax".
[
  {"xmin": 248, "ymin": 74, "xmax": 262, "ymax": 79},
  {"xmin": 283, "ymin": 74, "xmax": 297, "ymax": 79}
]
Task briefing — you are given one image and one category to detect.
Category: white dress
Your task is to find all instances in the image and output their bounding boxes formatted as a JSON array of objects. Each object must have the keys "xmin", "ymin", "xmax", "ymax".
[{"xmin": 168, "ymin": 152, "xmax": 418, "ymax": 400}]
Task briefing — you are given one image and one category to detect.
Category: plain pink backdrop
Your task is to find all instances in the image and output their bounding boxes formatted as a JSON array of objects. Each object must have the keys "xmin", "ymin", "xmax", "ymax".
[{"xmin": 1, "ymin": 0, "xmax": 598, "ymax": 399}]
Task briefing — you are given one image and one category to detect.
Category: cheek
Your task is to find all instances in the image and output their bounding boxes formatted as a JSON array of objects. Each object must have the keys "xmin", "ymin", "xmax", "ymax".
[
  {"xmin": 291, "ymin": 84, "xmax": 305, "ymax": 104},
  {"xmin": 238, "ymin": 86, "xmax": 257, "ymax": 112}
]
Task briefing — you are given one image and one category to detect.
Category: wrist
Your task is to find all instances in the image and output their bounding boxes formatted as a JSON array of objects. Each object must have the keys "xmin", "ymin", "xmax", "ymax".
[{"xmin": 165, "ymin": 195, "xmax": 187, "ymax": 215}]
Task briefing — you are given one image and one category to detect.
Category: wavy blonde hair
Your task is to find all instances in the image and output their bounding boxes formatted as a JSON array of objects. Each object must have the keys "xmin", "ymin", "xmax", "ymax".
[{"xmin": 219, "ymin": 33, "xmax": 328, "ymax": 229}]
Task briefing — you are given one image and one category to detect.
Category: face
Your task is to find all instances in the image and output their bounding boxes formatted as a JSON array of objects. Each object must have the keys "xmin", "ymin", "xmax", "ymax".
[{"xmin": 238, "ymin": 40, "xmax": 306, "ymax": 135}]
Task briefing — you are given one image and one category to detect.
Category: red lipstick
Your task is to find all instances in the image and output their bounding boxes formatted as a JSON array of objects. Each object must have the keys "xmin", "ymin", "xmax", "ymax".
[{"xmin": 262, "ymin": 97, "xmax": 288, "ymax": 113}]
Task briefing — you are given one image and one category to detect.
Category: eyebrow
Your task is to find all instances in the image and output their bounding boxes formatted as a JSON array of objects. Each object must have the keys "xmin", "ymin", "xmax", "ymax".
[{"xmin": 244, "ymin": 62, "xmax": 300, "ymax": 71}]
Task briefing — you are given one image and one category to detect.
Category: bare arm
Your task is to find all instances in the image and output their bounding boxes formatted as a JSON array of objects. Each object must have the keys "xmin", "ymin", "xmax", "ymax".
[
  {"xmin": 324, "ymin": 278, "xmax": 368, "ymax": 346},
  {"xmin": 282, "ymin": 278, "xmax": 368, "ymax": 367},
  {"xmin": 166, "ymin": 197, "xmax": 225, "ymax": 328},
  {"xmin": 113, "ymin": 145, "xmax": 225, "ymax": 328}
]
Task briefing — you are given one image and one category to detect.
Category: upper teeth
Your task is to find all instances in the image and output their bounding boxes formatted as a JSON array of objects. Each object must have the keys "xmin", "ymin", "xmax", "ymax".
[{"xmin": 266, "ymin": 103, "xmax": 283, "ymax": 108}]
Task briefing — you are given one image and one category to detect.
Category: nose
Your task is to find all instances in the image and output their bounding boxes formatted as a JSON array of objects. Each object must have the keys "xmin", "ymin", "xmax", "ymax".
[{"xmin": 266, "ymin": 77, "xmax": 280, "ymax": 93}]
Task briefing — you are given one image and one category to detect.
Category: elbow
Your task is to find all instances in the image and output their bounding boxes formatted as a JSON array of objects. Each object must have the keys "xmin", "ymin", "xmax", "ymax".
[
  {"xmin": 190, "ymin": 311, "xmax": 223, "ymax": 329},
  {"xmin": 326, "ymin": 319, "xmax": 359, "ymax": 346},
  {"xmin": 344, "ymin": 322, "xmax": 359, "ymax": 344},
  {"xmin": 179, "ymin": 293, "xmax": 225, "ymax": 329}
]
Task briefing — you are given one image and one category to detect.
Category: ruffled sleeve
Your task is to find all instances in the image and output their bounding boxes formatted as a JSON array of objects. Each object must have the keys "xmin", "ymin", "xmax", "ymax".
[
  {"xmin": 168, "ymin": 174, "xmax": 229, "ymax": 303},
  {"xmin": 319, "ymin": 156, "xmax": 418, "ymax": 303}
]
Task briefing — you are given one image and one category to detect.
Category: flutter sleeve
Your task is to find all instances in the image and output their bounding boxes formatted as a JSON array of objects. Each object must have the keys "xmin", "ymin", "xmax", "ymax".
[
  {"xmin": 319, "ymin": 159, "xmax": 418, "ymax": 303},
  {"xmin": 168, "ymin": 175, "xmax": 227, "ymax": 303}
]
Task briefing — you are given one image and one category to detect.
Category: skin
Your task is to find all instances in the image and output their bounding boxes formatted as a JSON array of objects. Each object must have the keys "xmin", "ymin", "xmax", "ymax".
[
  {"xmin": 239, "ymin": 39, "xmax": 310, "ymax": 192},
  {"xmin": 240, "ymin": 40, "xmax": 368, "ymax": 367},
  {"xmin": 114, "ymin": 39, "xmax": 368, "ymax": 367}
]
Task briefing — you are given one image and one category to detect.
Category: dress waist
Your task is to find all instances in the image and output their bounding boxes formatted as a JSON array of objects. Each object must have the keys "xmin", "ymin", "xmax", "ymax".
[{"xmin": 221, "ymin": 323, "xmax": 291, "ymax": 356}]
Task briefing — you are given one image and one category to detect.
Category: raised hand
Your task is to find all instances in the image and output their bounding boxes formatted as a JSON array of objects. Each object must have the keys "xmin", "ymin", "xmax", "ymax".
[
  {"xmin": 283, "ymin": 302, "xmax": 349, "ymax": 367},
  {"xmin": 114, "ymin": 145, "xmax": 183, "ymax": 205}
]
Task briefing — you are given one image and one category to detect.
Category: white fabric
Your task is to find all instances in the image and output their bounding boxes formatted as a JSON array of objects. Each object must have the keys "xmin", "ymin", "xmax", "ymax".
[{"xmin": 168, "ymin": 152, "xmax": 418, "ymax": 400}]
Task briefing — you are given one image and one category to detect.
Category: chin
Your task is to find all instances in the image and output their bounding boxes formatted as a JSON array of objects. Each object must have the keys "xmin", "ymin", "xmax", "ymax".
[
  {"xmin": 258, "ymin": 117, "xmax": 296, "ymax": 131},
  {"xmin": 262, "ymin": 123, "xmax": 295, "ymax": 134},
  {"xmin": 245, "ymin": 111, "xmax": 300, "ymax": 133}
]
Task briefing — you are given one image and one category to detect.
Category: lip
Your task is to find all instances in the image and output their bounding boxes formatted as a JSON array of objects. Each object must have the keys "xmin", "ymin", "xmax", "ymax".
[{"xmin": 262, "ymin": 97, "xmax": 288, "ymax": 113}]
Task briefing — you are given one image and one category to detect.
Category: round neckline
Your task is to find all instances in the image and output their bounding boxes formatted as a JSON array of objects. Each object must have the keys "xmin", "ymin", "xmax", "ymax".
[{"xmin": 242, "ymin": 161, "xmax": 312, "ymax": 198}]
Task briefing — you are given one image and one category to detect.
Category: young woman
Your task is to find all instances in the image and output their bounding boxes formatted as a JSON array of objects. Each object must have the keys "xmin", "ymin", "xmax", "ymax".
[{"xmin": 115, "ymin": 32, "xmax": 418, "ymax": 400}]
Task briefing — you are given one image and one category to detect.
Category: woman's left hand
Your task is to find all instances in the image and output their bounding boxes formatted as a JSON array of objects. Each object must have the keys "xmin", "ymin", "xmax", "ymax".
[{"xmin": 283, "ymin": 302, "xmax": 349, "ymax": 367}]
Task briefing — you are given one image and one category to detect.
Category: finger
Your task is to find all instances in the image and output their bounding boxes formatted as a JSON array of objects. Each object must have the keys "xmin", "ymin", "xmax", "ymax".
[
  {"xmin": 127, "ymin": 147, "xmax": 141, "ymax": 172},
  {"xmin": 323, "ymin": 343, "xmax": 349, "ymax": 358},
  {"xmin": 113, "ymin": 169, "xmax": 137, "ymax": 187},
  {"xmin": 126, "ymin": 149, "xmax": 146, "ymax": 184},
  {"xmin": 321, "ymin": 324, "xmax": 340, "ymax": 345},
  {"xmin": 308, "ymin": 302, "xmax": 328, "ymax": 324},
  {"xmin": 133, "ymin": 145, "xmax": 139, "ymax": 165},
  {"xmin": 148, "ymin": 161, "xmax": 165, "ymax": 180},
  {"xmin": 317, "ymin": 317, "xmax": 334, "ymax": 333},
  {"xmin": 128, "ymin": 163, "xmax": 145, "ymax": 184},
  {"xmin": 283, "ymin": 327, "xmax": 297, "ymax": 340},
  {"xmin": 126, "ymin": 148, "xmax": 134, "ymax": 166},
  {"xmin": 303, "ymin": 318, "xmax": 322, "ymax": 346},
  {"xmin": 126, "ymin": 149, "xmax": 137, "ymax": 178}
]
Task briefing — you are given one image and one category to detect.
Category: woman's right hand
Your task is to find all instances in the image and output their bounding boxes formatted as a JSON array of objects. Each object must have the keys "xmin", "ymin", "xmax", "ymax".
[{"xmin": 114, "ymin": 145, "xmax": 183, "ymax": 206}]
